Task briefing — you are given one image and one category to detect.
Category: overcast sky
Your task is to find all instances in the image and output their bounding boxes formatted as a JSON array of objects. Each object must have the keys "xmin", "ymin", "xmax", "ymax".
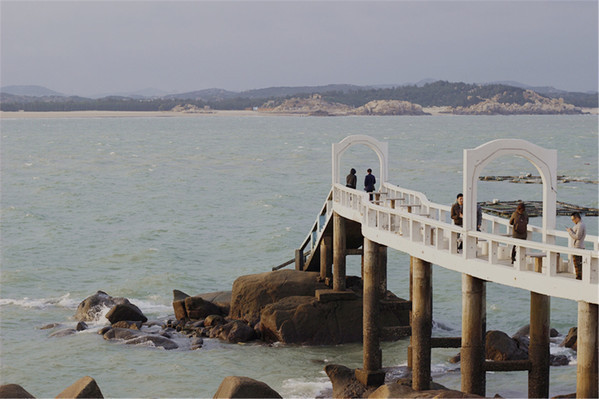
[{"xmin": 1, "ymin": 1, "xmax": 597, "ymax": 96}]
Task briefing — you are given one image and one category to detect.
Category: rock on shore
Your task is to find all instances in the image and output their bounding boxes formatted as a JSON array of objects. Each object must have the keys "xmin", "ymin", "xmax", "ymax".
[
  {"xmin": 353, "ymin": 100, "xmax": 428, "ymax": 115},
  {"xmin": 452, "ymin": 90, "xmax": 582, "ymax": 115}
]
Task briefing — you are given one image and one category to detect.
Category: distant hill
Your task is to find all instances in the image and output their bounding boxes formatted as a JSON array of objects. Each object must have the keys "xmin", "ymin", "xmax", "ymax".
[{"xmin": 1, "ymin": 85, "xmax": 64, "ymax": 97}]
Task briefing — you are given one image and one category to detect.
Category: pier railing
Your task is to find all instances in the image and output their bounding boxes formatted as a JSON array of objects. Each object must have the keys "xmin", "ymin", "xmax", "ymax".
[{"xmin": 332, "ymin": 183, "xmax": 598, "ymax": 304}]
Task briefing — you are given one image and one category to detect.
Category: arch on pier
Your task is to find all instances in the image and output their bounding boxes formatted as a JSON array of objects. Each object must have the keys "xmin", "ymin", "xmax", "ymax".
[
  {"xmin": 463, "ymin": 139, "xmax": 557, "ymax": 242},
  {"xmin": 332, "ymin": 135, "xmax": 388, "ymax": 186}
]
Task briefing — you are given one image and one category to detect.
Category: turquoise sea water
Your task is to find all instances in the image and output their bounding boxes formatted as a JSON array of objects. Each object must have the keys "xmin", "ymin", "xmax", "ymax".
[{"xmin": 0, "ymin": 115, "xmax": 597, "ymax": 398}]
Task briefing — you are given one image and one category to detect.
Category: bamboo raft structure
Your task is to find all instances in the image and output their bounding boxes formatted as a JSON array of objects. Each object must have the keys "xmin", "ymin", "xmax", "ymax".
[
  {"xmin": 480, "ymin": 200, "xmax": 598, "ymax": 217},
  {"xmin": 480, "ymin": 174, "xmax": 598, "ymax": 184}
]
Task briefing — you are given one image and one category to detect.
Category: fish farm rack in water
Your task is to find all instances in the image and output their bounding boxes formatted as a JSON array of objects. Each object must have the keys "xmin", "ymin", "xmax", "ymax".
[{"xmin": 480, "ymin": 200, "xmax": 598, "ymax": 218}]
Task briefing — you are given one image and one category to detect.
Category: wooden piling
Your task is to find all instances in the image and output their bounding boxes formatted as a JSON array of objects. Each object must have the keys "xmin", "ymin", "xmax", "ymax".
[
  {"xmin": 412, "ymin": 257, "xmax": 432, "ymax": 391},
  {"xmin": 320, "ymin": 235, "xmax": 332, "ymax": 281},
  {"xmin": 355, "ymin": 237, "xmax": 385, "ymax": 387},
  {"xmin": 461, "ymin": 274, "xmax": 486, "ymax": 396},
  {"xmin": 529, "ymin": 257, "xmax": 550, "ymax": 398},
  {"xmin": 333, "ymin": 212, "xmax": 346, "ymax": 291},
  {"xmin": 577, "ymin": 302, "xmax": 598, "ymax": 399}
]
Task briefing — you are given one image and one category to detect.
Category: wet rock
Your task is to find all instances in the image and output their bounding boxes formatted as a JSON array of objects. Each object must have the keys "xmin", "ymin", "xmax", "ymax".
[
  {"xmin": 512, "ymin": 324, "xmax": 559, "ymax": 339},
  {"xmin": 111, "ymin": 320, "xmax": 142, "ymax": 330},
  {"xmin": 213, "ymin": 376, "xmax": 282, "ymax": 398},
  {"xmin": 550, "ymin": 354, "xmax": 570, "ymax": 366},
  {"xmin": 0, "ymin": 383, "xmax": 35, "ymax": 398},
  {"xmin": 49, "ymin": 328, "xmax": 76, "ymax": 337},
  {"xmin": 124, "ymin": 335, "xmax": 178, "ymax": 350},
  {"xmin": 191, "ymin": 337, "xmax": 203, "ymax": 349},
  {"xmin": 103, "ymin": 327, "xmax": 144, "ymax": 341},
  {"xmin": 218, "ymin": 320, "xmax": 256, "ymax": 343},
  {"xmin": 76, "ymin": 322, "xmax": 88, "ymax": 331},
  {"xmin": 55, "ymin": 376, "xmax": 103, "ymax": 398},
  {"xmin": 74, "ymin": 291, "xmax": 130, "ymax": 322},
  {"xmin": 106, "ymin": 302, "xmax": 147, "ymax": 324},
  {"xmin": 560, "ymin": 327, "xmax": 577, "ymax": 351},
  {"xmin": 485, "ymin": 330, "xmax": 528, "ymax": 361},
  {"xmin": 98, "ymin": 326, "xmax": 112, "ymax": 335},
  {"xmin": 369, "ymin": 378, "xmax": 482, "ymax": 398},
  {"xmin": 39, "ymin": 323, "xmax": 60, "ymax": 330}
]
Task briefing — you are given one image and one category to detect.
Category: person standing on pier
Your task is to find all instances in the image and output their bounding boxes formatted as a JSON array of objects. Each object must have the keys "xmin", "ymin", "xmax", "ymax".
[
  {"xmin": 566, "ymin": 212, "xmax": 586, "ymax": 280},
  {"xmin": 364, "ymin": 168, "xmax": 376, "ymax": 200},
  {"xmin": 346, "ymin": 168, "xmax": 357, "ymax": 189},
  {"xmin": 451, "ymin": 193, "xmax": 463, "ymax": 250},
  {"xmin": 509, "ymin": 202, "xmax": 528, "ymax": 264}
]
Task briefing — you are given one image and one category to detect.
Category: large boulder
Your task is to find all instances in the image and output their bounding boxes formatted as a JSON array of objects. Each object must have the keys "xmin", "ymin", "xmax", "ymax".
[
  {"xmin": 184, "ymin": 296, "xmax": 222, "ymax": 320},
  {"xmin": 105, "ymin": 303, "xmax": 147, "ymax": 324},
  {"xmin": 485, "ymin": 330, "xmax": 528, "ymax": 361},
  {"xmin": 0, "ymin": 384, "xmax": 35, "ymax": 398},
  {"xmin": 213, "ymin": 376, "xmax": 282, "ymax": 398},
  {"xmin": 124, "ymin": 335, "xmax": 178, "ymax": 350},
  {"xmin": 55, "ymin": 376, "xmax": 103, "ymax": 398},
  {"xmin": 74, "ymin": 291, "xmax": 130, "ymax": 322},
  {"xmin": 103, "ymin": 327, "xmax": 145, "ymax": 341},
  {"xmin": 229, "ymin": 270, "xmax": 326, "ymax": 325},
  {"xmin": 210, "ymin": 320, "xmax": 256, "ymax": 343},
  {"xmin": 369, "ymin": 380, "xmax": 483, "ymax": 398}
]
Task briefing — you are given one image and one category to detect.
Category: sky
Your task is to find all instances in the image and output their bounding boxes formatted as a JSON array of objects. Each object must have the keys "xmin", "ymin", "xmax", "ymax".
[{"xmin": 1, "ymin": 1, "xmax": 598, "ymax": 96}]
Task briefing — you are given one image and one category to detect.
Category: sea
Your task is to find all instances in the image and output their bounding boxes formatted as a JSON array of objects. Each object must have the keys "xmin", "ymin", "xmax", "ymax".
[{"xmin": 1, "ymin": 114, "xmax": 597, "ymax": 398}]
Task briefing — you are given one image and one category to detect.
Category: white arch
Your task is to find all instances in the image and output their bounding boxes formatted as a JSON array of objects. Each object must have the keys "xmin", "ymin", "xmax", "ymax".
[
  {"xmin": 332, "ymin": 135, "xmax": 388, "ymax": 186},
  {"xmin": 463, "ymin": 139, "xmax": 557, "ymax": 243}
]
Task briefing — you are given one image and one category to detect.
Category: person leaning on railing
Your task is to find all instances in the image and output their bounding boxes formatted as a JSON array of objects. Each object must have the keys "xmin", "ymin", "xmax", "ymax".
[
  {"xmin": 566, "ymin": 211, "xmax": 586, "ymax": 280},
  {"xmin": 509, "ymin": 202, "xmax": 528, "ymax": 264}
]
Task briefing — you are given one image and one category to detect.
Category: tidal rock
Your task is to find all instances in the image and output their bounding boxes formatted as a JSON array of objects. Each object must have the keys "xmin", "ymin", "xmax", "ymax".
[
  {"xmin": 191, "ymin": 336, "xmax": 204, "ymax": 349},
  {"xmin": 485, "ymin": 330, "xmax": 528, "ymax": 361},
  {"xmin": 106, "ymin": 303, "xmax": 147, "ymax": 324},
  {"xmin": 213, "ymin": 376, "xmax": 282, "ymax": 398},
  {"xmin": 39, "ymin": 323, "xmax": 61, "ymax": 330},
  {"xmin": 49, "ymin": 328, "xmax": 76, "ymax": 338},
  {"xmin": 512, "ymin": 324, "xmax": 559, "ymax": 339},
  {"xmin": 55, "ymin": 376, "xmax": 103, "ymax": 398},
  {"xmin": 550, "ymin": 354, "xmax": 570, "ymax": 366},
  {"xmin": 204, "ymin": 315, "xmax": 226, "ymax": 327},
  {"xmin": 0, "ymin": 384, "xmax": 35, "ymax": 398},
  {"xmin": 560, "ymin": 327, "xmax": 577, "ymax": 351},
  {"xmin": 124, "ymin": 335, "xmax": 178, "ymax": 350},
  {"xmin": 103, "ymin": 327, "xmax": 144, "ymax": 341},
  {"xmin": 229, "ymin": 270, "xmax": 326, "ymax": 325},
  {"xmin": 76, "ymin": 322, "xmax": 88, "ymax": 331},
  {"xmin": 111, "ymin": 320, "xmax": 142, "ymax": 330},
  {"xmin": 74, "ymin": 291, "xmax": 130, "ymax": 322},
  {"xmin": 369, "ymin": 380, "xmax": 483, "ymax": 398},
  {"xmin": 173, "ymin": 290, "xmax": 231, "ymax": 320},
  {"xmin": 98, "ymin": 326, "xmax": 112, "ymax": 335}
]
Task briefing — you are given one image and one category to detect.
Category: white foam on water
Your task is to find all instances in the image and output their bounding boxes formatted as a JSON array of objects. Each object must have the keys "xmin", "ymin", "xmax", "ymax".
[
  {"xmin": 0, "ymin": 293, "xmax": 79, "ymax": 310},
  {"xmin": 280, "ymin": 375, "xmax": 331, "ymax": 398}
]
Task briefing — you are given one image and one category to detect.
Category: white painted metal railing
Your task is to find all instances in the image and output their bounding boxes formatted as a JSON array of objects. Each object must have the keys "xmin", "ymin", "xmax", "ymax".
[{"xmin": 332, "ymin": 183, "xmax": 598, "ymax": 304}]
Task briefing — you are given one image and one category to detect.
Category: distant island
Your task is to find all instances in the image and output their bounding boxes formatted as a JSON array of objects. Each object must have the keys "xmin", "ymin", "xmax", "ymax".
[{"xmin": 1, "ymin": 81, "xmax": 597, "ymax": 116}]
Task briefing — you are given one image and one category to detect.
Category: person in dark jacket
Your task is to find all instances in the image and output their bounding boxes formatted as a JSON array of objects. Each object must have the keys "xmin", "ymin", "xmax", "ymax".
[
  {"xmin": 451, "ymin": 193, "xmax": 463, "ymax": 250},
  {"xmin": 364, "ymin": 168, "xmax": 376, "ymax": 200},
  {"xmin": 346, "ymin": 168, "xmax": 357, "ymax": 189},
  {"xmin": 509, "ymin": 202, "xmax": 528, "ymax": 263}
]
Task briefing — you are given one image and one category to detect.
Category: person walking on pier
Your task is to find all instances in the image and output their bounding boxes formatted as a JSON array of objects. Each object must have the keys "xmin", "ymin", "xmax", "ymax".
[
  {"xmin": 566, "ymin": 211, "xmax": 586, "ymax": 280},
  {"xmin": 364, "ymin": 168, "xmax": 376, "ymax": 200},
  {"xmin": 451, "ymin": 193, "xmax": 463, "ymax": 250},
  {"xmin": 346, "ymin": 168, "xmax": 357, "ymax": 189},
  {"xmin": 509, "ymin": 202, "xmax": 528, "ymax": 264}
]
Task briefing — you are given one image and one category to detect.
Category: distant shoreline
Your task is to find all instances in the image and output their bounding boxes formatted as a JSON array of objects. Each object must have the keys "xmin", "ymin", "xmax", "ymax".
[{"xmin": 1, "ymin": 108, "xmax": 597, "ymax": 119}]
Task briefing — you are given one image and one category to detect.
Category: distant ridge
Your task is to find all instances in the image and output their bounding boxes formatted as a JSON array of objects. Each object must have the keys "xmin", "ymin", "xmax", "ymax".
[{"xmin": 1, "ymin": 85, "xmax": 64, "ymax": 97}]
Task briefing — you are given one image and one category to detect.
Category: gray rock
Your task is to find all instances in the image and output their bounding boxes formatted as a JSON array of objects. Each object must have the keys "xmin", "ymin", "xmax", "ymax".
[
  {"xmin": 76, "ymin": 322, "xmax": 88, "ymax": 331},
  {"xmin": 485, "ymin": 330, "xmax": 528, "ymax": 361},
  {"xmin": 205, "ymin": 315, "xmax": 226, "ymax": 327},
  {"xmin": 39, "ymin": 323, "xmax": 60, "ymax": 330},
  {"xmin": 213, "ymin": 376, "xmax": 281, "ymax": 398},
  {"xmin": 103, "ymin": 327, "xmax": 144, "ymax": 341},
  {"xmin": 560, "ymin": 327, "xmax": 577, "ymax": 351},
  {"xmin": 49, "ymin": 328, "xmax": 76, "ymax": 337}
]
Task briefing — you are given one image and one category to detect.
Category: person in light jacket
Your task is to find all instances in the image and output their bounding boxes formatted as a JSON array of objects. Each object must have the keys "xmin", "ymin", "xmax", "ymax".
[{"xmin": 566, "ymin": 212, "xmax": 586, "ymax": 280}]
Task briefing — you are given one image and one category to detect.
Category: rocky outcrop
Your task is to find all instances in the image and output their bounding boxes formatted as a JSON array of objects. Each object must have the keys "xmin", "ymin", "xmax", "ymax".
[
  {"xmin": 105, "ymin": 302, "xmax": 147, "ymax": 324},
  {"xmin": 369, "ymin": 379, "xmax": 483, "ymax": 398},
  {"xmin": 173, "ymin": 290, "xmax": 230, "ymax": 321},
  {"xmin": 261, "ymin": 94, "xmax": 354, "ymax": 116},
  {"xmin": 75, "ymin": 291, "xmax": 131, "ymax": 322},
  {"xmin": 229, "ymin": 270, "xmax": 327, "ymax": 325},
  {"xmin": 213, "ymin": 376, "xmax": 282, "ymax": 398},
  {"xmin": 0, "ymin": 384, "xmax": 35, "ymax": 398},
  {"xmin": 324, "ymin": 364, "xmax": 375, "ymax": 399},
  {"xmin": 55, "ymin": 376, "xmax": 104, "ymax": 399},
  {"xmin": 485, "ymin": 330, "xmax": 528, "ymax": 361},
  {"xmin": 102, "ymin": 327, "xmax": 178, "ymax": 350},
  {"xmin": 353, "ymin": 100, "xmax": 428, "ymax": 116},
  {"xmin": 560, "ymin": 327, "xmax": 577, "ymax": 351},
  {"xmin": 452, "ymin": 90, "xmax": 582, "ymax": 115}
]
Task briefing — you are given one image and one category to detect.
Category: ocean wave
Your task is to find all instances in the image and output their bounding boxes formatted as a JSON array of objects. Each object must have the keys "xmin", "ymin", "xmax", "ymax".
[{"xmin": 0, "ymin": 293, "xmax": 79, "ymax": 309}]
